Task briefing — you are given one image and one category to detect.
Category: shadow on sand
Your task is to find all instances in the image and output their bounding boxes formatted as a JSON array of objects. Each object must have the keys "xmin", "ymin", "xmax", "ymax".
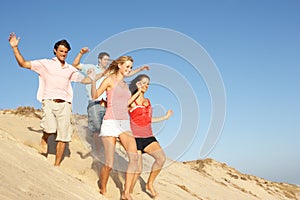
[
  {"xmin": 76, "ymin": 127, "xmax": 149, "ymax": 198},
  {"xmin": 27, "ymin": 126, "xmax": 71, "ymax": 161}
]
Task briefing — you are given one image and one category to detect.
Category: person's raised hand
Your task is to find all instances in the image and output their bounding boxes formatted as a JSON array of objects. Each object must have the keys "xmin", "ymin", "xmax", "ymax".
[
  {"xmin": 142, "ymin": 65, "xmax": 150, "ymax": 71},
  {"xmin": 87, "ymin": 68, "xmax": 96, "ymax": 81},
  {"xmin": 166, "ymin": 110, "xmax": 173, "ymax": 119},
  {"xmin": 8, "ymin": 32, "xmax": 20, "ymax": 48},
  {"xmin": 80, "ymin": 47, "xmax": 90, "ymax": 55},
  {"xmin": 136, "ymin": 81, "xmax": 143, "ymax": 93}
]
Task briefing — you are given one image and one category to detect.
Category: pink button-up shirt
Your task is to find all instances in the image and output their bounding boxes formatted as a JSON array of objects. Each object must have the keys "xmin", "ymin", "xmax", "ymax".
[{"xmin": 31, "ymin": 57, "xmax": 84, "ymax": 103}]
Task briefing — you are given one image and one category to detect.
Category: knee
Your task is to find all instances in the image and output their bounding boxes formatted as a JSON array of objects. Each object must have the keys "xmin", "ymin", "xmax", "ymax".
[
  {"xmin": 128, "ymin": 153, "xmax": 139, "ymax": 171},
  {"xmin": 156, "ymin": 153, "xmax": 166, "ymax": 167},
  {"xmin": 103, "ymin": 164, "xmax": 113, "ymax": 172},
  {"xmin": 129, "ymin": 152, "xmax": 139, "ymax": 164}
]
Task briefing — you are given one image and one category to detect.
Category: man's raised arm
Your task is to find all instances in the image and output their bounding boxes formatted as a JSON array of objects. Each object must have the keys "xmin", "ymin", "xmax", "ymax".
[
  {"xmin": 8, "ymin": 32, "xmax": 31, "ymax": 69},
  {"xmin": 72, "ymin": 47, "xmax": 90, "ymax": 70}
]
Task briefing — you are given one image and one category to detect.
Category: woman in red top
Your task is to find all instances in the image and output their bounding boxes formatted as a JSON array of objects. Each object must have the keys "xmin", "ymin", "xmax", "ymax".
[{"xmin": 128, "ymin": 74, "xmax": 173, "ymax": 197}]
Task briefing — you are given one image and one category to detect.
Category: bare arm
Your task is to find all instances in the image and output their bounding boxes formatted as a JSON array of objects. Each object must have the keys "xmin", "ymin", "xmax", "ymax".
[
  {"xmin": 87, "ymin": 68, "xmax": 110, "ymax": 99},
  {"xmin": 81, "ymin": 76, "xmax": 93, "ymax": 84},
  {"xmin": 81, "ymin": 70, "xmax": 106, "ymax": 85},
  {"xmin": 127, "ymin": 65, "xmax": 150, "ymax": 77},
  {"xmin": 128, "ymin": 89, "xmax": 142, "ymax": 106},
  {"xmin": 91, "ymin": 77, "xmax": 110, "ymax": 100},
  {"xmin": 152, "ymin": 110, "xmax": 173, "ymax": 123},
  {"xmin": 72, "ymin": 47, "xmax": 90, "ymax": 70},
  {"xmin": 8, "ymin": 33, "xmax": 31, "ymax": 69},
  {"xmin": 95, "ymin": 71, "xmax": 105, "ymax": 81}
]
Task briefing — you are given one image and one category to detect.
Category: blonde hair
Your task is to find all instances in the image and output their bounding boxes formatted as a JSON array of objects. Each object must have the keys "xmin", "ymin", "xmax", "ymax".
[{"xmin": 105, "ymin": 56, "xmax": 133, "ymax": 75}]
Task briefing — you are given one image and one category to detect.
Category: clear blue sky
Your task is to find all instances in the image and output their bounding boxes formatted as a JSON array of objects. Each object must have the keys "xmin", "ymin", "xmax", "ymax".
[{"xmin": 1, "ymin": 0, "xmax": 299, "ymax": 185}]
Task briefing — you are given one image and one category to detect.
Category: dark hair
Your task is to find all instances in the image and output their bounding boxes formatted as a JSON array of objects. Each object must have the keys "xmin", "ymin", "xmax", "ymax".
[
  {"xmin": 98, "ymin": 52, "xmax": 110, "ymax": 59},
  {"xmin": 53, "ymin": 39, "xmax": 71, "ymax": 55},
  {"xmin": 129, "ymin": 74, "xmax": 150, "ymax": 95}
]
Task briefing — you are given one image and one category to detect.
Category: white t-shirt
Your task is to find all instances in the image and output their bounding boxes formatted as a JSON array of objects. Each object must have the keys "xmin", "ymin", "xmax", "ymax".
[{"xmin": 80, "ymin": 63, "xmax": 106, "ymax": 101}]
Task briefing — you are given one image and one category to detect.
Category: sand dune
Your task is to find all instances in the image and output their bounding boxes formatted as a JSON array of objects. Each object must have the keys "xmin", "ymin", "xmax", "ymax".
[{"xmin": 0, "ymin": 107, "xmax": 299, "ymax": 200}]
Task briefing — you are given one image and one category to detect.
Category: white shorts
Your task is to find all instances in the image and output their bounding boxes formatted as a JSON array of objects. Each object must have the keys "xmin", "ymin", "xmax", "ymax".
[{"xmin": 100, "ymin": 119, "xmax": 132, "ymax": 137}]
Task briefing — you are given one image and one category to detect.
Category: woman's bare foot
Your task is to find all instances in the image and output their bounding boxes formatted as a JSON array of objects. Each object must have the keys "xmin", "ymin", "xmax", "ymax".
[
  {"xmin": 100, "ymin": 190, "xmax": 110, "ymax": 198},
  {"xmin": 121, "ymin": 192, "xmax": 133, "ymax": 200},
  {"xmin": 146, "ymin": 183, "xmax": 158, "ymax": 197}
]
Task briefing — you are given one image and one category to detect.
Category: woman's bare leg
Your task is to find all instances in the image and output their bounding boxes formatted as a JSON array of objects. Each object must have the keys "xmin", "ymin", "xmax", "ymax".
[
  {"xmin": 119, "ymin": 132, "xmax": 138, "ymax": 200},
  {"xmin": 129, "ymin": 151, "xmax": 142, "ymax": 194},
  {"xmin": 99, "ymin": 136, "xmax": 116, "ymax": 197},
  {"xmin": 144, "ymin": 142, "xmax": 166, "ymax": 197}
]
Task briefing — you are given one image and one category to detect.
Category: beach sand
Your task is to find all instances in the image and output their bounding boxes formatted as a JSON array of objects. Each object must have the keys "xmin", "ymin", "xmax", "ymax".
[{"xmin": 0, "ymin": 107, "xmax": 299, "ymax": 200}]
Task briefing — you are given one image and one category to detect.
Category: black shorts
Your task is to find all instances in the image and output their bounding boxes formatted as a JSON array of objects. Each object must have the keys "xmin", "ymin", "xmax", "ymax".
[{"xmin": 135, "ymin": 137, "xmax": 158, "ymax": 153}]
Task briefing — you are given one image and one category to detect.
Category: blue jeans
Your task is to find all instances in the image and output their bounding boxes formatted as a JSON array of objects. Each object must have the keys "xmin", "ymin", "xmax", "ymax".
[{"xmin": 87, "ymin": 100, "xmax": 106, "ymax": 133}]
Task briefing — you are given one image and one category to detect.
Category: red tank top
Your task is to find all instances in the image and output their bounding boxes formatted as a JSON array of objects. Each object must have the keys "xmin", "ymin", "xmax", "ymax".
[{"xmin": 129, "ymin": 98, "xmax": 153, "ymax": 138}]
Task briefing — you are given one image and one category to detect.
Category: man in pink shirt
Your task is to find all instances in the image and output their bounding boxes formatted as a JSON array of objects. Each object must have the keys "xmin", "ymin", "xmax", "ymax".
[{"xmin": 8, "ymin": 32, "xmax": 91, "ymax": 166}]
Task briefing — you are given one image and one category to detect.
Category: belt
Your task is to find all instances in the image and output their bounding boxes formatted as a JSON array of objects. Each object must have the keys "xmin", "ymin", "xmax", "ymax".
[
  {"xmin": 50, "ymin": 99, "xmax": 71, "ymax": 104},
  {"xmin": 89, "ymin": 99, "xmax": 107, "ymax": 107},
  {"xmin": 99, "ymin": 99, "xmax": 107, "ymax": 107}
]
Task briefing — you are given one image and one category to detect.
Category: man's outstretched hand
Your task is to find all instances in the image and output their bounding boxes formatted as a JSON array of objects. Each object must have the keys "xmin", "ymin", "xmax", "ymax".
[
  {"xmin": 8, "ymin": 32, "xmax": 20, "ymax": 48},
  {"xmin": 87, "ymin": 68, "xmax": 96, "ymax": 81}
]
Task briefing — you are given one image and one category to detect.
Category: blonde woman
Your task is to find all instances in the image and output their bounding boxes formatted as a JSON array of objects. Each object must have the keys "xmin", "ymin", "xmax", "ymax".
[{"xmin": 88, "ymin": 56, "xmax": 141, "ymax": 200}]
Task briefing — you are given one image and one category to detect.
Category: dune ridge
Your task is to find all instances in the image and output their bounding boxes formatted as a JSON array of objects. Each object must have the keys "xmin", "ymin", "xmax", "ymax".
[{"xmin": 0, "ymin": 106, "xmax": 299, "ymax": 200}]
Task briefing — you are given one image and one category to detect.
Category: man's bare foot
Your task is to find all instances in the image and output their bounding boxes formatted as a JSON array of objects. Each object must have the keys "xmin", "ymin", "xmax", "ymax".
[
  {"xmin": 39, "ymin": 133, "xmax": 50, "ymax": 154},
  {"xmin": 146, "ymin": 183, "xmax": 158, "ymax": 197},
  {"xmin": 121, "ymin": 192, "xmax": 132, "ymax": 200},
  {"xmin": 39, "ymin": 140, "xmax": 48, "ymax": 155}
]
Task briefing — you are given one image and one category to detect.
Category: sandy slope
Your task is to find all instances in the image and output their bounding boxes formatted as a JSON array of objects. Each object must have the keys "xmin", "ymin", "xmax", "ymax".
[{"xmin": 0, "ymin": 107, "xmax": 299, "ymax": 200}]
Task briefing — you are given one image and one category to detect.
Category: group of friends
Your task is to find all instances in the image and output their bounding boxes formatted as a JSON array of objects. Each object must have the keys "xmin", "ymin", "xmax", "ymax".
[{"xmin": 8, "ymin": 32, "xmax": 173, "ymax": 200}]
